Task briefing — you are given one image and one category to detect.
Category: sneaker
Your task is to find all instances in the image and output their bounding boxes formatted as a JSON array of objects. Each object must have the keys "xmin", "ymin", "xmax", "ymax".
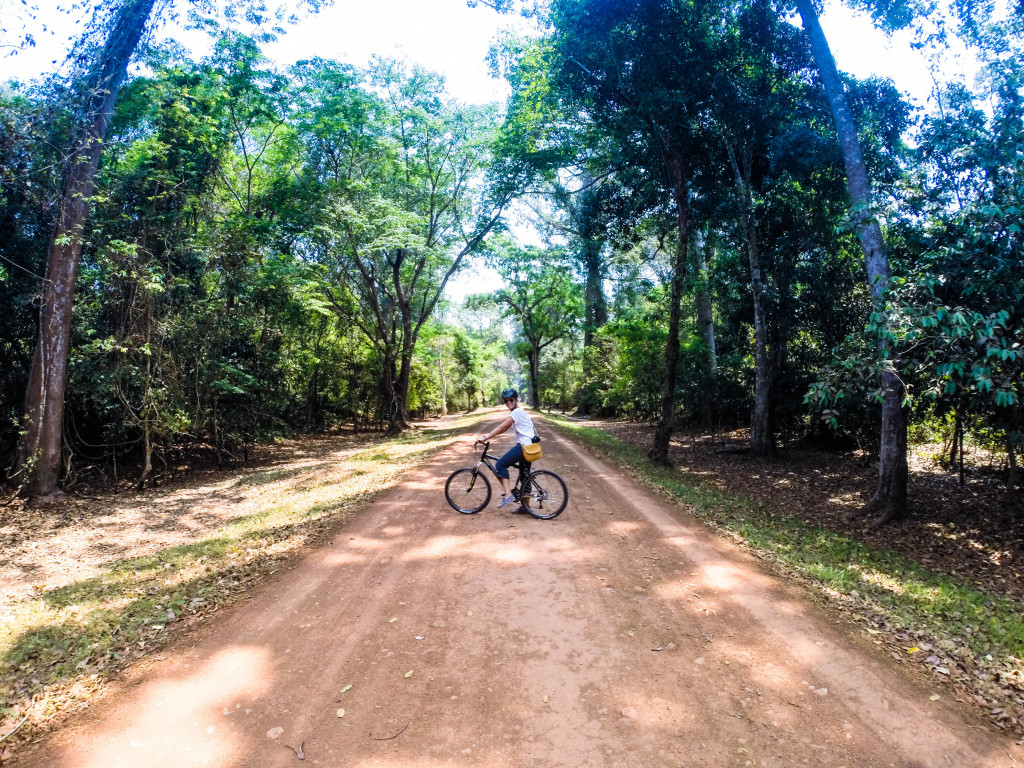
[{"xmin": 496, "ymin": 495, "xmax": 515, "ymax": 509}]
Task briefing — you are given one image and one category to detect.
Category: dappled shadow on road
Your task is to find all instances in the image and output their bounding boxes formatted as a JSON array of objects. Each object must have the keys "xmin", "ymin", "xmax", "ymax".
[
  {"xmin": 16, "ymin": 431, "xmax": 1015, "ymax": 768},
  {"xmin": 0, "ymin": 416, "xmax": 490, "ymax": 757}
]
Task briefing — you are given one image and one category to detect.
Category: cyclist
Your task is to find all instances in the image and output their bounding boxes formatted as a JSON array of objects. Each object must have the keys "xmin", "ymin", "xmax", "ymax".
[{"xmin": 474, "ymin": 388, "xmax": 537, "ymax": 509}]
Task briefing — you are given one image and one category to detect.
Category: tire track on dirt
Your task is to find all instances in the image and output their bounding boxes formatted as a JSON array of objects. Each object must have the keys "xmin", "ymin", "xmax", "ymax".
[{"xmin": 11, "ymin": 411, "xmax": 1020, "ymax": 768}]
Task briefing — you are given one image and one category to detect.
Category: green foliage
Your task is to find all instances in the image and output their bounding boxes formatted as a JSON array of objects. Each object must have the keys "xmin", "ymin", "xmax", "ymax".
[
  {"xmin": 486, "ymin": 238, "xmax": 583, "ymax": 406},
  {"xmin": 808, "ymin": 27, "xmax": 1024, "ymax": 466},
  {"xmin": 2, "ymin": 0, "xmax": 1021, "ymax": 506}
]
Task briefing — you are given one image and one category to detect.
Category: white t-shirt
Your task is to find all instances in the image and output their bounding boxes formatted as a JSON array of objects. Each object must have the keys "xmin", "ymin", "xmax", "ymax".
[{"xmin": 509, "ymin": 407, "xmax": 537, "ymax": 446}]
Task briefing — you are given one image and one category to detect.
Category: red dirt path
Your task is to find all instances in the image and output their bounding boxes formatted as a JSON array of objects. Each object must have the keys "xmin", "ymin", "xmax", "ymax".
[{"xmin": 12, "ymin": 415, "xmax": 1021, "ymax": 767}]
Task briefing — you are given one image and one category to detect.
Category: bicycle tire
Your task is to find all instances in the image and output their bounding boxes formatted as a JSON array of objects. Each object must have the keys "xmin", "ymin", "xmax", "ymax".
[
  {"xmin": 520, "ymin": 469, "xmax": 568, "ymax": 520},
  {"xmin": 445, "ymin": 468, "xmax": 491, "ymax": 514}
]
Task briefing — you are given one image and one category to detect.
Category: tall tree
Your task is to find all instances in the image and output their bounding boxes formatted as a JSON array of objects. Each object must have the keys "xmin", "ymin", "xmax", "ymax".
[
  {"xmin": 19, "ymin": 0, "xmax": 158, "ymax": 501},
  {"xmin": 541, "ymin": 0, "xmax": 728, "ymax": 464},
  {"xmin": 302, "ymin": 60, "xmax": 508, "ymax": 432},
  {"xmin": 17, "ymin": 0, "xmax": 329, "ymax": 499},
  {"xmin": 712, "ymin": 0, "xmax": 831, "ymax": 458},
  {"xmin": 489, "ymin": 242, "xmax": 583, "ymax": 408},
  {"xmin": 794, "ymin": 0, "xmax": 908, "ymax": 523}
]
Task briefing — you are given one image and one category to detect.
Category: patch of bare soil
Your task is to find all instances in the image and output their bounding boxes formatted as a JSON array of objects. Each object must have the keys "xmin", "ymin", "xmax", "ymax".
[
  {"xmin": 581, "ymin": 418, "xmax": 1024, "ymax": 602},
  {"xmin": 9, "ymin": 419, "xmax": 1021, "ymax": 768},
  {"xmin": 0, "ymin": 431, "xmax": 386, "ymax": 609}
]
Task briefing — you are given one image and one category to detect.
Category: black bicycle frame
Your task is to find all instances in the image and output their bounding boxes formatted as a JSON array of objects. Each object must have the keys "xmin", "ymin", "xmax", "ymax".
[{"xmin": 474, "ymin": 441, "xmax": 530, "ymax": 483}]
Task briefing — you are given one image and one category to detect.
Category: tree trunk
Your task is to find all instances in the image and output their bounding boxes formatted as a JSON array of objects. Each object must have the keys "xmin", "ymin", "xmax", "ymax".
[
  {"xmin": 19, "ymin": 0, "xmax": 158, "ymax": 502},
  {"xmin": 796, "ymin": 0, "xmax": 908, "ymax": 522},
  {"xmin": 582, "ymin": 241, "xmax": 607, "ymax": 349},
  {"xmin": 138, "ymin": 289, "xmax": 154, "ymax": 489},
  {"xmin": 392, "ymin": 351, "xmax": 413, "ymax": 433},
  {"xmin": 726, "ymin": 142, "xmax": 771, "ymax": 459},
  {"xmin": 693, "ymin": 231, "xmax": 717, "ymax": 374},
  {"xmin": 948, "ymin": 405, "xmax": 962, "ymax": 466},
  {"xmin": 650, "ymin": 148, "xmax": 689, "ymax": 466},
  {"xmin": 528, "ymin": 345, "xmax": 541, "ymax": 409},
  {"xmin": 438, "ymin": 357, "xmax": 448, "ymax": 417},
  {"xmin": 381, "ymin": 354, "xmax": 405, "ymax": 435}
]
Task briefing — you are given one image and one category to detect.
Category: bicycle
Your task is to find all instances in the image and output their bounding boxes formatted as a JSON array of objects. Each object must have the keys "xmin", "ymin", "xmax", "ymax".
[{"xmin": 444, "ymin": 441, "xmax": 569, "ymax": 520}]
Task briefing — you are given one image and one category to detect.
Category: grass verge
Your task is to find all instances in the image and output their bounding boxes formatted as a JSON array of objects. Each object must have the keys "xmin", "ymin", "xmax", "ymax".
[
  {"xmin": 0, "ymin": 414, "xmax": 481, "ymax": 755},
  {"xmin": 544, "ymin": 413, "xmax": 1024, "ymax": 735}
]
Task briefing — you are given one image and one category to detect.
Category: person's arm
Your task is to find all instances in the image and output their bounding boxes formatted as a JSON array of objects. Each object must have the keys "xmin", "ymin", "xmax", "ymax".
[{"xmin": 477, "ymin": 417, "xmax": 514, "ymax": 444}]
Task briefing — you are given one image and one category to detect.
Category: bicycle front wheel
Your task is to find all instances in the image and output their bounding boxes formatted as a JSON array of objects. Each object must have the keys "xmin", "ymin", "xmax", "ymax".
[
  {"xmin": 445, "ymin": 468, "xmax": 491, "ymax": 514},
  {"xmin": 521, "ymin": 469, "xmax": 568, "ymax": 520}
]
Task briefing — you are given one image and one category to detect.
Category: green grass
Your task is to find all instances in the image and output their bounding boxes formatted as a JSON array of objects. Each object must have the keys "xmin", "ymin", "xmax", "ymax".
[{"xmin": 545, "ymin": 414, "xmax": 1024, "ymax": 666}]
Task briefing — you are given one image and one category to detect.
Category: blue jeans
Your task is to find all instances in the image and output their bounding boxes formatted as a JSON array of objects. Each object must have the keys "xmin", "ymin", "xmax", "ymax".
[{"xmin": 495, "ymin": 443, "xmax": 524, "ymax": 480}]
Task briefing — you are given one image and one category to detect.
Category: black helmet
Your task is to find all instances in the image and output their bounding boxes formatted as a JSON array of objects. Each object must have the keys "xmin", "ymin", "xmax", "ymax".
[{"xmin": 500, "ymin": 388, "xmax": 518, "ymax": 400}]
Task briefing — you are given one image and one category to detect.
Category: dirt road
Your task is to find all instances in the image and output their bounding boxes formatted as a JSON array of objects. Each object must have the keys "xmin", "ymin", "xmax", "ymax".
[{"xmin": 15, "ymin": 416, "xmax": 1021, "ymax": 767}]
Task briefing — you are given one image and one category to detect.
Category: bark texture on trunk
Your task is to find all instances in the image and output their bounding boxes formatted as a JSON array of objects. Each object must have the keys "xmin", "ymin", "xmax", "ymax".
[
  {"xmin": 796, "ymin": 0, "xmax": 908, "ymax": 522},
  {"xmin": 726, "ymin": 142, "xmax": 771, "ymax": 459},
  {"xmin": 392, "ymin": 351, "xmax": 413, "ymax": 434},
  {"xmin": 582, "ymin": 241, "xmax": 607, "ymax": 350},
  {"xmin": 20, "ymin": 0, "xmax": 158, "ymax": 501},
  {"xmin": 438, "ymin": 357, "xmax": 448, "ymax": 418},
  {"xmin": 380, "ymin": 354, "xmax": 406, "ymax": 435},
  {"xmin": 693, "ymin": 234, "xmax": 716, "ymax": 374},
  {"xmin": 650, "ymin": 148, "xmax": 689, "ymax": 466},
  {"xmin": 527, "ymin": 346, "xmax": 541, "ymax": 409}
]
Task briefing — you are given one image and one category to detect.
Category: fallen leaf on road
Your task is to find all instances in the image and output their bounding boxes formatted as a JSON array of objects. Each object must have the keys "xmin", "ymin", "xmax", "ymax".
[
  {"xmin": 339, "ymin": 684, "xmax": 352, "ymax": 694},
  {"xmin": 388, "ymin": 617, "xmax": 398, "ymax": 623},
  {"xmin": 906, "ymin": 647, "xmax": 921, "ymax": 653},
  {"xmin": 404, "ymin": 669, "xmax": 414, "ymax": 678}
]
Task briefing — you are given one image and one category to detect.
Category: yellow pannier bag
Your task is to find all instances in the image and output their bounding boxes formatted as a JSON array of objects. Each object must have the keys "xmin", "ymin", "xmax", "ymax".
[{"xmin": 523, "ymin": 440, "xmax": 542, "ymax": 462}]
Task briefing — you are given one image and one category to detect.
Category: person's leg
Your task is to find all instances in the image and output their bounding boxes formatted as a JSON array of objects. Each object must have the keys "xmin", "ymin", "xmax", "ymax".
[{"xmin": 494, "ymin": 444, "xmax": 524, "ymax": 506}]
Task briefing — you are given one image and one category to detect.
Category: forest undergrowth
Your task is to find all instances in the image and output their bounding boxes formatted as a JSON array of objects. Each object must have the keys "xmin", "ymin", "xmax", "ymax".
[
  {"xmin": 0, "ymin": 413, "xmax": 482, "ymax": 761},
  {"xmin": 545, "ymin": 413, "xmax": 1024, "ymax": 739}
]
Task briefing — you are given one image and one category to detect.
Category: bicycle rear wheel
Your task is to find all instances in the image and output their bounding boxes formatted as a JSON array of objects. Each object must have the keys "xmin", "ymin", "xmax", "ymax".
[
  {"xmin": 445, "ymin": 468, "xmax": 491, "ymax": 514},
  {"xmin": 521, "ymin": 469, "xmax": 568, "ymax": 520}
]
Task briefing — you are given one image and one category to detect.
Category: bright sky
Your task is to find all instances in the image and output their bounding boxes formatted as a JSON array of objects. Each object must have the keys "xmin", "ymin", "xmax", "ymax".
[
  {"xmin": 1, "ymin": 0, "xmax": 976, "ymax": 106},
  {"xmin": 0, "ymin": 0, "xmax": 980, "ymax": 302}
]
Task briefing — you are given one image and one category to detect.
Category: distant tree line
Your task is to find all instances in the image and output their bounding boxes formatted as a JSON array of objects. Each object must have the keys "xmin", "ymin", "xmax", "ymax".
[{"xmin": 1, "ymin": 0, "xmax": 1021, "ymax": 521}]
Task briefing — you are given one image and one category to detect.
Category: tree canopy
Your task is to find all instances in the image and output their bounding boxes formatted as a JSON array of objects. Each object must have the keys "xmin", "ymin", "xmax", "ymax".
[{"xmin": 0, "ymin": 0, "xmax": 1020, "ymax": 513}]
